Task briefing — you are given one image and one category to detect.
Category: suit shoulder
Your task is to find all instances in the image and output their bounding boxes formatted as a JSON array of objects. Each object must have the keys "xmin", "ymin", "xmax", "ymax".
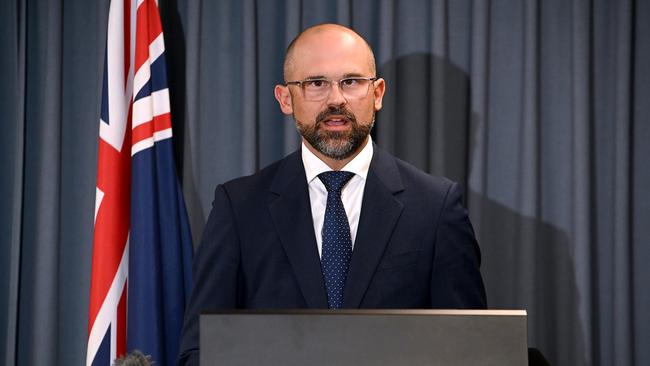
[
  {"xmin": 218, "ymin": 151, "xmax": 300, "ymax": 200},
  {"xmin": 391, "ymin": 155, "xmax": 455, "ymax": 194}
]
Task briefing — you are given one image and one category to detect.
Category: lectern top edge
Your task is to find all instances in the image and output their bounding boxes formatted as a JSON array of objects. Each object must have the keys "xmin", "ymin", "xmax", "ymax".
[{"xmin": 201, "ymin": 309, "xmax": 527, "ymax": 317}]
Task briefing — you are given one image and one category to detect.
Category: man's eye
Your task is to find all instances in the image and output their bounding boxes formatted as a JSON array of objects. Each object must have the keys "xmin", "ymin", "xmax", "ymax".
[
  {"xmin": 306, "ymin": 80, "xmax": 327, "ymax": 88},
  {"xmin": 341, "ymin": 79, "xmax": 358, "ymax": 86}
]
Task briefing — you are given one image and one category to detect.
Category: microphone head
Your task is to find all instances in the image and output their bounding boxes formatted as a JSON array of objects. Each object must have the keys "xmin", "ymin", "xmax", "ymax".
[{"xmin": 113, "ymin": 350, "xmax": 153, "ymax": 366}]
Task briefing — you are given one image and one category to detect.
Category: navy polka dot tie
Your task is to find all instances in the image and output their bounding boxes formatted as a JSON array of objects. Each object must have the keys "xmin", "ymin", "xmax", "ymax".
[{"xmin": 318, "ymin": 171, "xmax": 355, "ymax": 309}]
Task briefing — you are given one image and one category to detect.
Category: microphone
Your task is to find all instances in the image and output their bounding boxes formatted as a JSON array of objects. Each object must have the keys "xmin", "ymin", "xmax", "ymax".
[{"xmin": 113, "ymin": 350, "xmax": 153, "ymax": 366}]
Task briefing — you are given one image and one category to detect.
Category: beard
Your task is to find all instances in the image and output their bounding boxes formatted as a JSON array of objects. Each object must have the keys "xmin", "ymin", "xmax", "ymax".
[{"xmin": 295, "ymin": 105, "xmax": 374, "ymax": 160}]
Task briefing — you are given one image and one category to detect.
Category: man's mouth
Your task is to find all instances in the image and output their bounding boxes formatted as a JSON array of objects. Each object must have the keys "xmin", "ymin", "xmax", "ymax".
[
  {"xmin": 323, "ymin": 116, "xmax": 349, "ymax": 126},
  {"xmin": 314, "ymin": 107, "xmax": 356, "ymax": 131}
]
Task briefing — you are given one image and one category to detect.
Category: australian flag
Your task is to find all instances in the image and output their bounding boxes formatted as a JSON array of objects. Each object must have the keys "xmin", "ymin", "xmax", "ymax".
[{"xmin": 87, "ymin": 1, "xmax": 193, "ymax": 365}]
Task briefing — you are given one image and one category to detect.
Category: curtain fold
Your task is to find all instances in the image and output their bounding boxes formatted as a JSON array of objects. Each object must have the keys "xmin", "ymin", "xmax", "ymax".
[
  {"xmin": 611, "ymin": 0, "xmax": 634, "ymax": 363},
  {"xmin": 17, "ymin": 0, "xmax": 63, "ymax": 364},
  {"xmin": 0, "ymin": 0, "xmax": 26, "ymax": 365},
  {"xmin": 632, "ymin": 3, "xmax": 650, "ymax": 364},
  {"xmin": 569, "ymin": 0, "xmax": 593, "ymax": 363}
]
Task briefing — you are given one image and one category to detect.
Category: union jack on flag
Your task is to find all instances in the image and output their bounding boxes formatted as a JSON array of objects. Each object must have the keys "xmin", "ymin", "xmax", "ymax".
[{"xmin": 87, "ymin": 0, "xmax": 193, "ymax": 365}]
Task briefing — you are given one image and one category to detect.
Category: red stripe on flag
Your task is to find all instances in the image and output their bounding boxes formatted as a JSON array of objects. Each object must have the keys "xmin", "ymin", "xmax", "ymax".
[
  {"xmin": 134, "ymin": 3, "xmax": 150, "ymax": 74},
  {"xmin": 123, "ymin": 0, "xmax": 131, "ymax": 86},
  {"xmin": 145, "ymin": 0, "xmax": 164, "ymax": 42},
  {"xmin": 153, "ymin": 110, "xmax": 172, "ymax": 131},
  {"xmin": 131, "ymin": 112, "xmax": 172, "ymax": 147},
  {"xmin": 88, "ymin": 125, "xmax": 132, "ymax": 332},
  {"xmin": 134, "ymin": 0, "xmax": 164, "ymax": 73}
]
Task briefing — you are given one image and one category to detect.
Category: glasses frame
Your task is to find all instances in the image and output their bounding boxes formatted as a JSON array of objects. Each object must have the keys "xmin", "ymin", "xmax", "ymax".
[{"xmin": 285, "ymin": 76, "xmax": 378, "ymax": 101}]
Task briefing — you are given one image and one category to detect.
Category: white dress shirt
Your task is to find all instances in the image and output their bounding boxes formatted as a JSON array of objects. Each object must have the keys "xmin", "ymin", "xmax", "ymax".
[{"xmin": 301, "ymin": 137, "xmax": 374, "ymax": 258}]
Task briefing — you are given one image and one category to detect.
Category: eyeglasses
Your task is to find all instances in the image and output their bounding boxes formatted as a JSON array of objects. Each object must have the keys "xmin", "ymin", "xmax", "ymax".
[{"xmin": 285, "ymin": 76, "xmax": 377, "ymax": 101}]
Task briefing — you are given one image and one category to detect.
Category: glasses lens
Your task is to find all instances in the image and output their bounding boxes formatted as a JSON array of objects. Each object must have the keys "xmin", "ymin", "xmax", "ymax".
[
  {"xmin": 340, "ymin": 78, "xmax": 372, "ymax": 99},
  {"xmin": 302, "ymin": 79, "xmax": 331, "ymax": 101}
]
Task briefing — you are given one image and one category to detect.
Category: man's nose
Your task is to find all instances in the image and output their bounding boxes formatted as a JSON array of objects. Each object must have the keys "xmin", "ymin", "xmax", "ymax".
[{"xmin": 326, "ymin": 81, "xmax": 347, "ymax": 105}]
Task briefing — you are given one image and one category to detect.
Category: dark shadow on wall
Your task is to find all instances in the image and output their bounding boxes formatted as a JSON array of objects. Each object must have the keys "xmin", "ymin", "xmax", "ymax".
[
  {"xmin": 375, "ymin": 53, "xmax": 470, "ymax": 196},
  {"xmin": 470, "ymin": 190, "xmax": 587, "ymax": 366},
  {"xmin": 159, "ymin": 0, "xmax": 207, "ymax": 245},
  {"xmin": 377, "ymin": 52, "xmax": 587, "ymax": 366},
  {"xmin": 159, "ymin": 0, "xmax": 186, "ymax": 174}
]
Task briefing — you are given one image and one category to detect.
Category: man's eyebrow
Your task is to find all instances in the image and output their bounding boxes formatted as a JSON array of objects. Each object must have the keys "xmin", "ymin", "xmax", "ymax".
[
  {"xmin": 302, "ymin": 73, "xmax": 368, "ymax": 80},
  {"xmin": 303, "ymin": 75, "xmax": 327, "ymax": 80},
  {"xmin": 342, "ymin": 73, "xmax": 365, "ymax": 78}
]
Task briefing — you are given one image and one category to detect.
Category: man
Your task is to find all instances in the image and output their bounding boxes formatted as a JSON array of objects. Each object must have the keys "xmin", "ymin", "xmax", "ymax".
[{"xmin": 178, "ymin": 23, "xmax": 486, "ymax": 365}]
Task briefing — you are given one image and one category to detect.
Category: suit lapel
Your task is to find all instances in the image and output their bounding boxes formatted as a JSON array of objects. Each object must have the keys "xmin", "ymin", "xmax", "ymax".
[
  {"xmin": 267, "ymin": 152, "xmax": 328, "ymax": 308},
  {"xmin": 343, "ymin": 147, "xmax": 404, "ymax": 308}
]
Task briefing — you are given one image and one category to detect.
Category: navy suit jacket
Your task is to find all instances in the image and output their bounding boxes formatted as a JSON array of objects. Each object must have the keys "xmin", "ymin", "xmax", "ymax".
[{"xmin": 177, "ymin": 146, "xmax": 486, "ymax": 365}]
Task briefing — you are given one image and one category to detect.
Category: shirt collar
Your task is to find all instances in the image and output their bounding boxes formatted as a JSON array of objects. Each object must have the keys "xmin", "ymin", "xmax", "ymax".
[{"xmin": 302, "ymin": 136, "xmax": 374, "ymax": 183}]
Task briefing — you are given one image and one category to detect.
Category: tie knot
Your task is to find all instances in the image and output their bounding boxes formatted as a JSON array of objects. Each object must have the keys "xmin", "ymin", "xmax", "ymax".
[{"xmin": 318, "ymin": 171, "xmax": 355, "ymax": 193}]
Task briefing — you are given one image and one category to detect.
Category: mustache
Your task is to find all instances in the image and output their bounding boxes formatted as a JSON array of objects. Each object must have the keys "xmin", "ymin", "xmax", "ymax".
[{"xmin": 315, "ymin": 106, "xmax": 357, "ymax": 126}]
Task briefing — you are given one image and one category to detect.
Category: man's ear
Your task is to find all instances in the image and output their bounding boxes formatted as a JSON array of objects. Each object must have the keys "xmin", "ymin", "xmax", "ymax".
[
  {"xmin": 373, "ymin": 78, "xmax": 386, "ymax": 111},
  {"xmin": 274, "ymin": 85, "xmax": 294, "ymax": 114}
]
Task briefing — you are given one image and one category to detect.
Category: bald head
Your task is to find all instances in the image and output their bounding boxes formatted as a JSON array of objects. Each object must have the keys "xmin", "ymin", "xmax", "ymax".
[{"xmin": 283, "ymin": 24, "xmax": 376, "ymax": 81}]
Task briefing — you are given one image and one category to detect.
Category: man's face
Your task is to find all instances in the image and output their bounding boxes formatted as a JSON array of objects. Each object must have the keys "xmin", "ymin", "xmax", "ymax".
[{"xmin": 275, "ymin": 28, "xmax": 385, "ymax": 160}]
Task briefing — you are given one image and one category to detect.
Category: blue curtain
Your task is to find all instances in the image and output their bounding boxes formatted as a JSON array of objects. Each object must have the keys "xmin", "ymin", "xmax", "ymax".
[{"xmin": 1, "ymin": 0, "xmax": 648, "ymax": 365}]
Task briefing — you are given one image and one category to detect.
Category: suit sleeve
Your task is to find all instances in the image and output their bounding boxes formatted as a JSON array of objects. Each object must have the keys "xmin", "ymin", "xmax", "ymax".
[
  {"xmin": 177, "ymin": 185, "xmax": 242, "ymax": 366},
  {"xmin": 430, "ymin": 182, "xmax": 487, "ymax": 309}
]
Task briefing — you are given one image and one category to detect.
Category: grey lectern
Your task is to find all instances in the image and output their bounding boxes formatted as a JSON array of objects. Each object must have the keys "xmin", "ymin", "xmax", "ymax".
[{"xmin": 200, "ymin": 309, "xmax": 528, "ymax": 366}]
